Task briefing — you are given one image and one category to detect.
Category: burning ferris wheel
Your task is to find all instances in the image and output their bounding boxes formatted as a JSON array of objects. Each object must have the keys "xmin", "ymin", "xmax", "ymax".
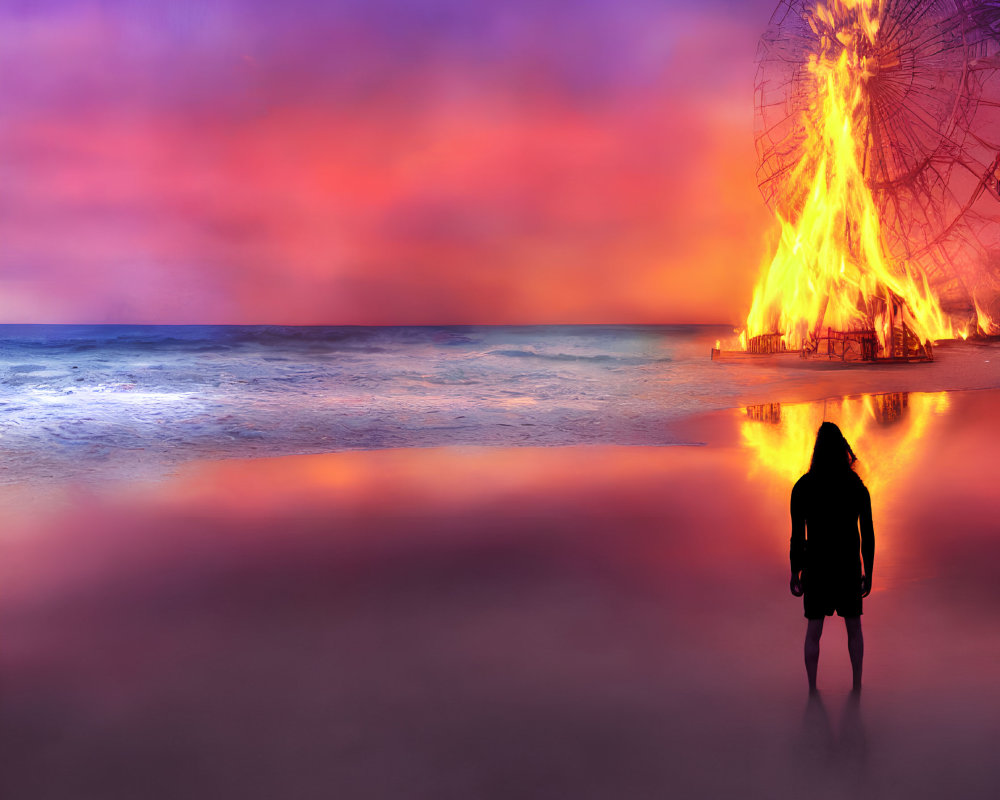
[{"xmin": 740, "ymin": 0, "xmax": 1000, "ymax": 359}]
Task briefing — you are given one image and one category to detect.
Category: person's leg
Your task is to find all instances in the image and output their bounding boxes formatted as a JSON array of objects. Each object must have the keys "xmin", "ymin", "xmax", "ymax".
[
  {"xmin": 845, "ymin": 616, "xmax": 863, "ymax": 691},
  {"xmin": 805, "ymin": 617, "xmax": 824, "ymax": 693}
]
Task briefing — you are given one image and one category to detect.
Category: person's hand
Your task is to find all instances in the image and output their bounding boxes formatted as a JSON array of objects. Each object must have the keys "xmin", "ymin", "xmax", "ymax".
[
  {"xmin": 861, "ymin": 574, "xmax": 872, "ymax": 598},
  {"xmin": 790, "ymin": 572, "xmax": 804, "ymax": 597}
]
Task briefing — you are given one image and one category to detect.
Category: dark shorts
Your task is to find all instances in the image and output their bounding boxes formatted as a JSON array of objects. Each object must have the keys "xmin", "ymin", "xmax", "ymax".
[
  {"xmin": 804, "ymin": 594, "xmax": 862, "ymax": 619},
  {"xmin": 802, "ymin": 571, "xmax": 863, "ymax": 619}
]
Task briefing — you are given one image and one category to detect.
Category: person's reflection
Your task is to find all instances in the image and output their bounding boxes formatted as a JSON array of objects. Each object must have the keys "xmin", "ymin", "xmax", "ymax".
[
  {"xmin": 838, "ymin": 691, "xmax": 868, "ymax": 774},
  {"xmin": 794, "ymin": 692, "xmax": 868, "ymax": 789},
  {"xmin": 798, "ymin": 692, "xmax": 835, "ymax": 762}
]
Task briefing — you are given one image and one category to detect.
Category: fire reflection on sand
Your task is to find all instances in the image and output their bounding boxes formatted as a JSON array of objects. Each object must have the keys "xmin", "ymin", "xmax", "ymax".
[{"xmin": 740, "ymin": 391, "xmax": 950, "ymax": 559}]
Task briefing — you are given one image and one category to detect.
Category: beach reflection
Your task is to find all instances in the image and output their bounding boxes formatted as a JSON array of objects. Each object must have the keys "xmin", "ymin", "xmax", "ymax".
[
  {"xmin": 1, "ymin": 390, "xmax": 999, "ymax": 798},
  {"xmin": 741, "ymin": 391, "xmax": 949, "ymax": 502}
]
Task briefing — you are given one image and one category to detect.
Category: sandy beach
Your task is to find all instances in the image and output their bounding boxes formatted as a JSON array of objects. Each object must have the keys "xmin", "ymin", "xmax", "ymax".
[{"xmin": 1, "ymin": 386, "xmax": 998, "ymax": 798}]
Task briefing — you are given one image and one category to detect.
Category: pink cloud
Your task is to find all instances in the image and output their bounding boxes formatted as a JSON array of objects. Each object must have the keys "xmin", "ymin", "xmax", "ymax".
[{"xmin": 0, "ymin": 3, "xmax": 775, "ymax": 324}]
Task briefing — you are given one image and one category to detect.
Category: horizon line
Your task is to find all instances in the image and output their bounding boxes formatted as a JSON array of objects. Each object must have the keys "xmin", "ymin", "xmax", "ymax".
[{"xmin": 0, "ymin": 321, "xmax": 740, "ymax": 329}]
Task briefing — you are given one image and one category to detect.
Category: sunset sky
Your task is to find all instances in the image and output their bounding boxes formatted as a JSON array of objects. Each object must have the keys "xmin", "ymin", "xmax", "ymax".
[{"xmin": 2, "ymin": 0, "xmax": 780, "ymax": 324}]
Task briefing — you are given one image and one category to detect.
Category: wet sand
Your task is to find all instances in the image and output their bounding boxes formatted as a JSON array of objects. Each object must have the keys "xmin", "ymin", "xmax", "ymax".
[{"xmin": 1, "ymin": 388, "xmax": 999, "ymax": 798}]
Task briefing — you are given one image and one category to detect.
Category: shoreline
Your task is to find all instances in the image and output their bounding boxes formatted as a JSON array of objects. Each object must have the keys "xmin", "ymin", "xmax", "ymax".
[
  {"xmin": 0, "ymin": 325, "xmax": 996, "ymax": 487},
  {"xmin": 0, "ymin": 381, "xmax": 992, "ymax": 489}
]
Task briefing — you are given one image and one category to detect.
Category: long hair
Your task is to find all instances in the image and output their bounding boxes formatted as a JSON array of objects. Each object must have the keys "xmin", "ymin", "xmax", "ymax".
[{"xmin": 809, "ymin": 421, "xmax": 857, "ymax": 475}]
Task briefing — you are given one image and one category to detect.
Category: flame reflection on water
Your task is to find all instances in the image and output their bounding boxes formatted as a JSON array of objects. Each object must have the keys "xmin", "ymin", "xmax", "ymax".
[
  {"xmin": 742, "ymin": 392, "xmax": 949, "ymax": 487},
  {"xmin": 741, "ymin": 391, "xmax": 950, "ymax": 562}
]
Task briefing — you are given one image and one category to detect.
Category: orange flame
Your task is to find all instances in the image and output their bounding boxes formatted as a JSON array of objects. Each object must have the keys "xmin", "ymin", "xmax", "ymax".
[
  {"xmin": 743, "ymin": 0, "xmax": 953, "ymax": 352},
  {"xmin": 974, "ymin": 296, "xmax": 997, "ymax": 335}
]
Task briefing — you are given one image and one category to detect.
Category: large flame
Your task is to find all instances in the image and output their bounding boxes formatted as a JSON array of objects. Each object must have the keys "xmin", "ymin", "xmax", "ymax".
[{"xmin": 743, "ymin": 0, "xmax": 953, "ymax": 351}]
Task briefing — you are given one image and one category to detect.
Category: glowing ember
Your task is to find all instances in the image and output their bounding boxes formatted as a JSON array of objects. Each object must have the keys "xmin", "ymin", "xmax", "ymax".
[{"xmin": 742, "ymin": 0, "xmax": 954, "ymax": 354}]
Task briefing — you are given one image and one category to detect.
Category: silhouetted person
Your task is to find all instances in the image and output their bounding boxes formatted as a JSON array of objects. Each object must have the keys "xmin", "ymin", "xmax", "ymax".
[{"xmin": 790, "ymin": 422, "xmax": 874, "ymax": 693}]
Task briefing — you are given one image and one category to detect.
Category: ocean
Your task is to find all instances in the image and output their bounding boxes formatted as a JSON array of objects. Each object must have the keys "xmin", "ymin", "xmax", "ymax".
[{"xmin": 2, "ymin": 323, "xmax": 1000, "ymax": 484}]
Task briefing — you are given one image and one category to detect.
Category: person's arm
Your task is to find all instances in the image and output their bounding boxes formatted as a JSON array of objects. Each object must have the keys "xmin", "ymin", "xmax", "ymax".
[
  {"xmin": 860, "ymin": 484, "xmax": 874, "ymax": 597},
  {"xmin": 790, "ymin": 479, "xmax": 806, "ymax": 596}
]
